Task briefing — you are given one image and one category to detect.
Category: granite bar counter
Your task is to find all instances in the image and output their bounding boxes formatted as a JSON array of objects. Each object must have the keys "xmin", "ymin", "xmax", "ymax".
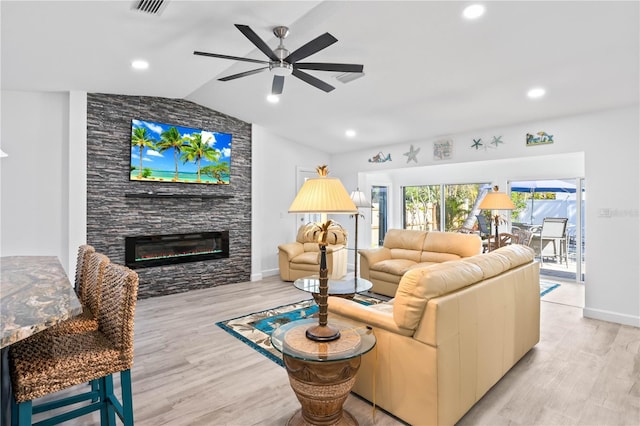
[
  {"xmin": 1, "ymin": 255, "xmax": 83, "ymax": 426},
  {"xmin": 1, "ymin": 256, "xmax": 83, "ymax": 348}
]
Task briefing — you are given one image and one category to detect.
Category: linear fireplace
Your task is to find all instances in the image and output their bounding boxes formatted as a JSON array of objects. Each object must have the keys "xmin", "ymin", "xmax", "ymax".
[{"xmin": 125, "ymin": 231, "xmax": 229, "ymax": 269}]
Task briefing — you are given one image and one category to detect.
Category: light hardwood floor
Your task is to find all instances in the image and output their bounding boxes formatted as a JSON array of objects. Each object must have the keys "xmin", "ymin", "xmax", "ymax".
[{"xmin": 35, "ymin": 275, "xmax": 638, "ymax": 425}]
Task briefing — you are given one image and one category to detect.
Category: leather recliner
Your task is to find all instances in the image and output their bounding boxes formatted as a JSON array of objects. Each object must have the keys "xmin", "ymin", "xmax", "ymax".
[{"xmin": 278, "ymin": 222, "xmax": 348, "ymax": 281}]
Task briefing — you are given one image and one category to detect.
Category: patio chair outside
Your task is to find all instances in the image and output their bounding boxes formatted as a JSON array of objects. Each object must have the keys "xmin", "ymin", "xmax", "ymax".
[{"xmin": 532, "ymin": 217, "xmax": 569, "ymax": 266}]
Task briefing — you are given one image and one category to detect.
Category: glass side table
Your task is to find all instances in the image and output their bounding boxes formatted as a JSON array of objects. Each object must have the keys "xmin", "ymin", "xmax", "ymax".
[
  {"xmin": 293, "ymin": 275, "xmax": 373, "ymax": 302},
  {"xmin": 271, "ymin": 318, "xmax": 376, "ymax": 426}
]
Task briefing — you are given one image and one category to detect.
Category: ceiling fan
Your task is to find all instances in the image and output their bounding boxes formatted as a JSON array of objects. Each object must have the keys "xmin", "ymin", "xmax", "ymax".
[{"xmin": 194, "ymin": 24, "xmax": 364, "ymax": 95}]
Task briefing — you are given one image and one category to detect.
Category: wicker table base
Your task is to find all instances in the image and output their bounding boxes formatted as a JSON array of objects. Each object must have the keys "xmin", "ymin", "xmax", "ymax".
[{"xmin": 283, "ymin": 354, "xmax": 361, "ymax": 426}]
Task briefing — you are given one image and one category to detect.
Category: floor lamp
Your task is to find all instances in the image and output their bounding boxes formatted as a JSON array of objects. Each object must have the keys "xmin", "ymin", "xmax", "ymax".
[
  {"xmin": 349, "ymin": 188, "xmax": 370, "ymax": 281},
  {"xmin": 478, "ymin": 186, "xmax": 515, "ymax": 251},
  {"xmin": 288, "ymin": 165, "xmax": 357, "ymax": 341}
]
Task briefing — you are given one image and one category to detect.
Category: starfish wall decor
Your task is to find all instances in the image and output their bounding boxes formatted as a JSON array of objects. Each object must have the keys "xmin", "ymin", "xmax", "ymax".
[
  {"xmin": 471, "ymin": 138, "xmax": 483, "ymax": 150},
  {"xmin": 403, "ymin": 144, "xmax": 420, "ymax": 163},
  {"xmin": 471, "ymin": 136, "xmax": 505, "ymax": 151}
]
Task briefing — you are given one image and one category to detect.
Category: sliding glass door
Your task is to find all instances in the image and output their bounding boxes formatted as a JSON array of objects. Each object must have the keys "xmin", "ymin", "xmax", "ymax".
[{"xmin": 402, "ymin": 183, "xmax": 489, "ymax": 231}]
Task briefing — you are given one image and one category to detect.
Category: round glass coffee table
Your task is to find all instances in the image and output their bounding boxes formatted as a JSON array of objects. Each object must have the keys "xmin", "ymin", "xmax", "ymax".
[
  {"xmin": 293, "ymin": 275, "xmax": 372, "ymax": 301},
  {"xmin": 271, "ymin": 318, "xmax": 376, "ymax": 425}
]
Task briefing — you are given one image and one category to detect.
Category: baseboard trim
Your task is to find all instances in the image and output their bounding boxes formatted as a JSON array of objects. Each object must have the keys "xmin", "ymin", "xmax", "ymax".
[
  {"xmin": 252, "ymin": 268, "xmax": 280, "ymax": 281},
  {"xmin": 583, "ymin": 307, "xmax": 640, "ymax": 327}
]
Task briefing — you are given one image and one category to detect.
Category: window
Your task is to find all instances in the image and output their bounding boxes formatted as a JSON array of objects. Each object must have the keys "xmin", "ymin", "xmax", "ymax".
[
  {"xmin": 402, "ymin": 183, "xmax": 489, "ymax": 231},
  {"xmin": 402, "ymin": 185, "xmax": 440, "ymax": 230}
]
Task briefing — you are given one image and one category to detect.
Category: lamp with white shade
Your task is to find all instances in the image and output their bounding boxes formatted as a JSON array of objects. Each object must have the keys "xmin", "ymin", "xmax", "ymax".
[{"xmin": 288, "ymin": 165, "xmax": 357, "ymax": 341}]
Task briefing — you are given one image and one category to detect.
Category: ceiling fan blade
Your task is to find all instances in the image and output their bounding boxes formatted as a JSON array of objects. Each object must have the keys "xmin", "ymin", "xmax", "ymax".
[
  {"xmin": 218, "ymin": 67, "xmax": 268, "ymax": 82},
  {"xmin": 285, "ymin": 33, "xmax": 338, "ymax": 63},
  {"xmin": 295, "ymin": 63, "xmax": 364, "ymax": 73},
  {"xmin": 272, "ymin": 75, "xmax": 285, "ymax": 95},
  {"xmin": 292, "ymin": 69, "xmax": 335, "ymax": 93},
  {"xmin": 235, "ymin": 24, "xmax": 279, "ymax": 62},
  {"xmin": 194, "ymin": 51, "xmax": 269, "ymax": 65}
]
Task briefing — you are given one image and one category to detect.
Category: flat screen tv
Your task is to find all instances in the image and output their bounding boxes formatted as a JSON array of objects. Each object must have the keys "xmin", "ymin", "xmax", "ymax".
[{"xmin": 130, "ymin": 119, "xmax": 232, "ymax": 185}]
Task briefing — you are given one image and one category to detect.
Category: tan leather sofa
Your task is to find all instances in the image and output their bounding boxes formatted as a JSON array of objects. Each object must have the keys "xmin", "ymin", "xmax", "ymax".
[
  {"xmin": 329, "ymin": 244, "xmax": 540, "ymax": 426},
  {"xmin": 278, "ymin": 222, "xmax": 348, "ymax": 281},
  {"xmin": 359, "ymin": 229, "xmax": 483, "ymax": 297}
]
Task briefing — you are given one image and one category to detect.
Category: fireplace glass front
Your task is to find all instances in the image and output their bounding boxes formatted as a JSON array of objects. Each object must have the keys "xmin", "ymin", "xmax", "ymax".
[{"xmin": 125, "ymin": 231, "xmax": 229, "ymax": 269}]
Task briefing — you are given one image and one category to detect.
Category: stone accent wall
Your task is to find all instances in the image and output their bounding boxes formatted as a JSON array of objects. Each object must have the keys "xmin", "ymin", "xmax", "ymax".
[{"xmin": 86, "ymin": 93, "xmax": 251, "ymax": 298}]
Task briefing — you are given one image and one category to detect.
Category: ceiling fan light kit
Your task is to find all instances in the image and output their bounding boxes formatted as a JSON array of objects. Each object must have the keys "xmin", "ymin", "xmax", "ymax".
[{"xmin": 194, "ymin": 24, "xmax": 363, "ymax": 96}]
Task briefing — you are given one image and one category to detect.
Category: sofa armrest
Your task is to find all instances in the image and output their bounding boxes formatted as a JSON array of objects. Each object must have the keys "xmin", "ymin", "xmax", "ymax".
[
  {"xmin": 358, "ymin": 247, "xmax": 391, "ymax": 265},
  {"xmin": 326, "ymin": 244, "xmax": 345, "ymax": 254},
  {"xmin": 327, "ymin": 296, "xmax": 414, "ymax": 336},
  {"xmin": 277, "ymin": 242, "xmax": 304, "ymax": 260}
]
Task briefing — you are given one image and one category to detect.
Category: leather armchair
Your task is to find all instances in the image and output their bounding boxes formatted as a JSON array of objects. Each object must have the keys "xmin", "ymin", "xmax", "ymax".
[{"xmin": 278, "ymin": 222, "xmax": 348, "ymax": 281}]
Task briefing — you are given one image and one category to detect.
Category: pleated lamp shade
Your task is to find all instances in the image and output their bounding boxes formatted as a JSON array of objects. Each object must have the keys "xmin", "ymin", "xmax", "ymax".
[
  {"xmin": 289, "ymin": 176, "xmax": 357, "ymax": 214},
  {"xmin": 479, "ymin": 187, "xmax": 515, "ymax": 210},
  {"xmin": 349, "ymin": 189, "xmax": 371, "ymax": 208}
]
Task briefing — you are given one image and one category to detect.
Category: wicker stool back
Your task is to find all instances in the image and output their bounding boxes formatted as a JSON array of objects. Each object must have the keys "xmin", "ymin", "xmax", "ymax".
[
  {"xmin": 74, "ymin": 245, "xmax": 95, "ymax": 300},
  {"xmin": 9, "ymin": 261, "xmax": 139, "ymax": 426},
  {"xmin": 43, "ymin": 251, "xmax": 110, "ymax": 337}
]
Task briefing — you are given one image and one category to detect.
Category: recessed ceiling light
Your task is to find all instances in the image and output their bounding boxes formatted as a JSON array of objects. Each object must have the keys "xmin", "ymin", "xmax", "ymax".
[
  {"xmin": 345, "ymin": 129, "xmax": 356, "ymax": 138},
  {"xmin": 527, "ymin": 87, "xmax": 546, "ymax": 99},
  {"xmin": 266, "ymin": 94, "xmax": 280, "ymax": 104},
  {"xmin": 463, "ymin": 4, "xmax": 485, "ymax": 20},
  {"xmin": 131, "ymin": 59, "xmax": 149, "ymax": 70}
]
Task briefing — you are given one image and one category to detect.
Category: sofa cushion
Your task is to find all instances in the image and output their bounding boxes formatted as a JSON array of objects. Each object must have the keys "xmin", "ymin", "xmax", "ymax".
[
  {"xmin": 461, "ymin": 252, "xmax": 511, "ymax": 279},
  {"xmin": 302, "ymin": 242, "xmax": 319, "ymax": 252},
  {"xmin": 371, "ymin": 258, "xmax": 417, "ymax": 276},
  {"xmin": 290, "ymin": 251, "xmax": 320, "ymax": 265},
  {"xmin": 393, "ymin": 261, "xmax": 483, "ymax": 330},
  {"xmin": 492, "ymin": 244, "xmax": 535, "ymax": 268},
  {"xmin": 420, "ymin": 231, "xmax": 482, "ymax": 262},
  {"xmin": 384, "ymin": 229, "xmax": 427, "ymax": 251},
  {"xmin": 408, "ymin": 261, "xmax": 439, "ymax": 271},
  {"xmin": 389, "ymin": 248, "xmax": 422, "ymax": 262}
]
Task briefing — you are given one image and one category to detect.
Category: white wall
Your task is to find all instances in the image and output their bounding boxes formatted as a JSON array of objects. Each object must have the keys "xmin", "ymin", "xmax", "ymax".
[
  {"xmin": 3, "ymin": 90, "xmax": 637, "ymax": 327},
  {"xmin": 329, "ymin": 106, "xmax": 639, "ymax": 327},
  {"xmin": 1, "ymin": 91, "xmax": 71, "ymax": 273},
  {"xmin": 251, "ymin": 125, "xmax": 330, "ymax": 280}
]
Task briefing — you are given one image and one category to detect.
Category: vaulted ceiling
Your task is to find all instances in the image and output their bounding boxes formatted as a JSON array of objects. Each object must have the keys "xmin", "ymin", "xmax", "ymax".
[{"xmin": 2, "ymin": 1, "xmax": 638, "ymax": 153}]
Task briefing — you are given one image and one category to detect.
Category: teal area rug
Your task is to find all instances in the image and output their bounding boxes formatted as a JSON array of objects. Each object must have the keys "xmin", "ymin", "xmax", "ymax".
[
  {"xmin": 217, "ymin": 281, "xmax": 560, "ymax": 366},
  {"xmin": 540, "ymin": 280, "xmax": 561, "ymax": 296},
  {"xmin": 216, "ymin": 294, "xmax": 382, "ymax": 367}
]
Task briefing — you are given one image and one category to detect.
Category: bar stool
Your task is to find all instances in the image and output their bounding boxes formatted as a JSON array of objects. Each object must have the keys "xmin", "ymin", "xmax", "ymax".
[
  {"xmin": 74, "ymin": 245, "xmax": 95, "ymax": 295},
  {"xmin": 46, "ymin": 251, "xmax": 109, "ymax": 336},
  {"xmin": 9, "ymin": 262, "xmax": 139, "ymax": 426}
]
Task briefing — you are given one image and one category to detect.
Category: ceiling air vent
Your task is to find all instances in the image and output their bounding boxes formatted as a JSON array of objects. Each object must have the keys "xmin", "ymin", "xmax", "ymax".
[
  {"xmin": 133, "ymin": 0, "xmax": 167, "ymax": 16},
  {"xmin": 335, "ymin": 72, "xmax": 365, "ymax": 84}
]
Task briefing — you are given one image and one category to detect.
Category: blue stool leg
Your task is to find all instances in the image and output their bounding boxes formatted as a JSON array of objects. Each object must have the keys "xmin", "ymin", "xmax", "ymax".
[
  {"xmin": 103, "ymin": 374, "xmax": 116, "ymax": 426},
  {"xmin": 120, "ymin": 369, "xmax": 134, "ymax": 425},
  {"xmin": 91, "ymin": 379, "xmax": 99, "ymax": 402},
  {"xmin": 14, "ymin": 400, "xmax": 32, "ymax": 426},
  {"xmin": 98, "ymin": 376, "xmax": 109, "ymax": 426}
]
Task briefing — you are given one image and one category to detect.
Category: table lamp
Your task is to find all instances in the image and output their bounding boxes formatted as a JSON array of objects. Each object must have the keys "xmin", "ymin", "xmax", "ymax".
[
  {"xmin": 478, "ymin": 185, "xmax": 515, "ymax": 251},
  {"xmin": 349, "ymin": 188, "xmax": 370, "ymax": 281},
  {"xmin": 289, "ymin": 165, "xmax": 357, "ymax": 341}
]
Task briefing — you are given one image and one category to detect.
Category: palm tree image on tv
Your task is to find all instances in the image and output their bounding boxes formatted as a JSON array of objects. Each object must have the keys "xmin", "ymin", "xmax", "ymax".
[
  {"xmin": 131, "ymin": 127, "xmax": 155, "ymax": 179},
  {"xmin": 156, "ymin": 126, "xmax": 187, "ymax": 181},
  {"xmin": 130, "ymin": 119, "xmax": 232, "ymax": 184},
  {"xmin": 181, "ymin": 133, "xmax": 220, "ymax": 183}
]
